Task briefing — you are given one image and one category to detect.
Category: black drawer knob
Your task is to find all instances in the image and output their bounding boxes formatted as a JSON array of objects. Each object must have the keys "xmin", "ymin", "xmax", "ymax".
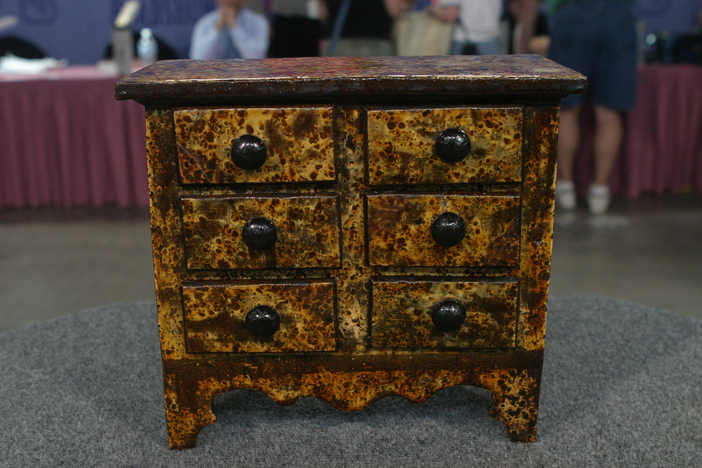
[
  {"xmin": 231, "ymin": 134, "xmax": 267, "ymax": 170},
  {"xmin": 432, "ymin": 300, "xmax": 466, "ymax": 332},
  {"xmin": 435, "ymin": 128, "xmax": 471, "ymax": 163},
  {"xmin": 245, "ymin": 305, "xmax": 280, "ymax": 338},
  {"xmin": 242, "ymin": 217, "xmax": 277, "ymax": 251},
  {"xmin": 431, "ymin": 212, "xmax": 466, "ymax": 247}
]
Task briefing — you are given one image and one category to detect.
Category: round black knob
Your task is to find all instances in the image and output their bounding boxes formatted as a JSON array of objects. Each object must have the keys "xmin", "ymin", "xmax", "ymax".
[
  {"xmin": 231, "ymin": 134, "xmax": 267, "ymax": 170},
  {"xmin": 435, "ymin": 128, "xmax": 471, "ymax": 163},
  {"xmin": 432, "ymin": 300, "xmax": 466, "ymax": 332},
  {"xmin": 245, "ymin": 305, "xmax": 280, "ymax": 338},
  {"xmin": 431, "ymin": 212, "xmax": 466, "ymax": 247},
  {"xmin": 242, "ymin": 217, "xmax": 277, "ymax": 251}
]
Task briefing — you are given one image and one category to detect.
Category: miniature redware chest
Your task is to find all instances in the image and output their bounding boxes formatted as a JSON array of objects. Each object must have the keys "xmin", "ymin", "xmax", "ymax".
[{"xmin": 116, "ymin": 55, "xmax": 585, "ymax": 449}]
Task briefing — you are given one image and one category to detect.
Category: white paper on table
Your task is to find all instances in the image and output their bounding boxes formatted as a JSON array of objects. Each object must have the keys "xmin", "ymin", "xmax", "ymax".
[{"xmin": 0, "ymin": 55, "xmax": 68, "ymax": 74}]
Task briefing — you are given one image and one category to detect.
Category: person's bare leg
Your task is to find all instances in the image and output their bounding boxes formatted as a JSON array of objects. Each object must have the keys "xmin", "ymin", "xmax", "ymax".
[
  {"xmin": 555, "ymin": 106, "xmax": 580, "ymax": 210},
  {"xmin": 556, "ymin": 106, "xmax": 580, "ymax": 182},
  {"xmin": 588, "ymin": 105, "xmax": 622, "ymax": 214},
  {"xmin": 592, "ymin": 105, "xmax": 623, "ymax": 186}
]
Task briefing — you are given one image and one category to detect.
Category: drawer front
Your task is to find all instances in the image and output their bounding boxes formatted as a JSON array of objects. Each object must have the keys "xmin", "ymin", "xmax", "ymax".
[
  {"xmin": 182, "ymin": 195, "xmax": 341, "ymax": 270},
  {"xmin": 370, "ymin": 278, "xmax": 518, "ymax": 349},
  {"xmin": 367, "ymin": 107, "xmax": 522, "ymax": 185},
  {"xmin": 183, "ymin": 280, "xmax": 337, "ymax": 353},
  {"xmin": 366, "ymin": 193, "xmax": 520, "ymax": 267},
  {"xmin": 175, "ymin": 106, "xmax": 335, "ymax": 184}
]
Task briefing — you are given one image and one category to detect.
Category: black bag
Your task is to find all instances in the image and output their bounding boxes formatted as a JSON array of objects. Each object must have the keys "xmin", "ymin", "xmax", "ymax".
[
  {"xmin": 671, "ymin": 33, "xmax": 702, "ymax": 65},
  {"xmin": 462, "ymin": 42, "xmax": 478, "ymax": 55}
]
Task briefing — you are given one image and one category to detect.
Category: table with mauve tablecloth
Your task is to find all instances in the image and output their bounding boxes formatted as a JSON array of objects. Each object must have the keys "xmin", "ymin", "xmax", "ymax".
[
  {"xmin": 574, "ymin": 64, "xmax": 702, "ymax": 198},
  {"xmin": 0, "ymin": 66, "xmax": 148, "ymax": 209}
]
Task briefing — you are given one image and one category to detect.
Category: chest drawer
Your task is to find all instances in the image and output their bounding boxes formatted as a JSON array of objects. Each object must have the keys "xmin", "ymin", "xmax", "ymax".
[
  {"xmin": 370, "ymin": 278, "xmax": 519, "ymax": 349},
  {"xmin": 181, "ymin": 195, "xmax": 341, "ymax": 270},
  {"xmin": 367, "ymin": 107, "xmax": 522, "ymax": 185},
  {"xmin": 175, "ymin": 106, "xmax": 336, "ymax": 184},
  {"xmin": 182, "ymin": 280, "xmax": 337, "ymax": 353},
  {"xmin": 366, "ymin": 193, "xmax": 521, "ymax": 267}
]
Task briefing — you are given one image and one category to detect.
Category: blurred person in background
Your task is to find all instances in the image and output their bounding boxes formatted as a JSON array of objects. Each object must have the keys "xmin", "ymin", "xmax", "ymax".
[
  {"xmin": 431, "ymin": 0, "xmax": 503, "ymax": 55},
  {"xmin": 190, "ymin": 0, "xmax": 270, "ymax": 59},
  {"xmin": 324, "ymin": 0, "xmax": 412, "ymax": 56},
  {"xmin": 268, "ymin": 0, "xmax": 327, "ymax": 57},
  {"xmin": 504, "ymin": 0, "xmax": 549, "ymax": 55},
  {"xmin": 548, "ymin": 0, "xmax": 637, "ymax": 214},
  {"xmin": 393, "ymin": 0, "xmax": 455, "ymax": 56}
]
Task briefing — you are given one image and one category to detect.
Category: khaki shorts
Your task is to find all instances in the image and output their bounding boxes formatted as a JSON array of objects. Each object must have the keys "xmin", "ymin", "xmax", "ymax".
[{"xmin": 323, "ymin": 38, "xmax": 395, "ymax": 57}]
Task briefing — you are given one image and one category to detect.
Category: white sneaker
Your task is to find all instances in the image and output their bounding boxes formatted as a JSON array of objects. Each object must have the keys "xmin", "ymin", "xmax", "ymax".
[
  {"xmin": 555, "ymin": 180, "xmax": 576, "ymax": 211},
  {"xmin": 587, "ymin": 184, "xmax": 611, "ymax": 215}
]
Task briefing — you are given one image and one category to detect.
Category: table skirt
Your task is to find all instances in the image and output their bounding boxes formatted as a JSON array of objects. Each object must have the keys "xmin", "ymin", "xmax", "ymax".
[{"xmin": 0, "ymin": 71, "xmax": 147, "ymax": 208}]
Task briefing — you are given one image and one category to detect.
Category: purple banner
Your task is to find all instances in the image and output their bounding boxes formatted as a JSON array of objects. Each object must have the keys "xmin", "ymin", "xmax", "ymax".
[{"xmin": 0, "ymin": 0, "xmax": 217, "ymax": 64}]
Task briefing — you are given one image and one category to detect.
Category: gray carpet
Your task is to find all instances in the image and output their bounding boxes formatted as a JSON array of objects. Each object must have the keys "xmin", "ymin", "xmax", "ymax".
[{"xmin": 0, "ymin": 296, "xmax": 700, "ymax": 467}]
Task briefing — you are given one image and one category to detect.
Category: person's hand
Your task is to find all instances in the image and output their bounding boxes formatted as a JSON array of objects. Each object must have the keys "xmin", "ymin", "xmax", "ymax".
[
  {"xmin": 508, "ymin": 0, "xmax": 538, "ymax": 23},
  {"xmin": 528, "ymin": 35, "xmax": 550, "ymax": 56},
  {"xmin": 430, "ymin": 5, "xmax": 459, "ymax": 24},
  {"xmin": 216, "ymin": 5, "xmax": 238, "ymax": 30}
]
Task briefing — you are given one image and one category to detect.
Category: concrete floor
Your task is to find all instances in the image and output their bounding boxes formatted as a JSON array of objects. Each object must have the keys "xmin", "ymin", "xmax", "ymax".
[
  {"xmin": 549, "ymin": 193, "xmax": 702, "ymax": 319},
  {"xmin": 0, "ymin": 194, "xmax": 700, "ymax": 333}
]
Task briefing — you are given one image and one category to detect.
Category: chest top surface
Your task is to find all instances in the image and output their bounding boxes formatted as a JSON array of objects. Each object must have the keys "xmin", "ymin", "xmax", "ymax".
[{"xmin": 115, "ymin": 55, "xmax": 586, "ymax": 104}]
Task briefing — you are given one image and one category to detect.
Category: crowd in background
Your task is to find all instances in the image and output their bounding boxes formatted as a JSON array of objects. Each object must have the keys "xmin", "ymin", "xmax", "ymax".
[
  {"xmin": 189, "ymin": 0, "xmax": 702, "ymax": 61},
  {"xmin": 190, "ymin": 0, "xmax": 558, "ymax": 60},
  {"xmin": 0, "ymin": 0, "xmax": 700, "ymax": 217},
  {"xmin": 188, "ymin": 0, "xmax": 702, "ymax": 216}
]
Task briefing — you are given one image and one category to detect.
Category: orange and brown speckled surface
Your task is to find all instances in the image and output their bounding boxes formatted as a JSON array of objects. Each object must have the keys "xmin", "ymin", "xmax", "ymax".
[
  {"xmin": 181, "ymin": 195, "xmax": 341, "ymax": 270},
  {"xmin": 117, "ymin": 55, "xmax": 586, "ymax": 450},
  {"xmin": 366, "ymin": 193, "xmax": 521, "ymax": 267},
  {"xmin": 371, "ymin": 278, "xmax": 519, "ymax": 349},
  {"xmin": 516, "ymin": 106, "xmax": 560, "ymax": 351},
  {"xmin": 161, "ymin": 356, "xmax": 542, "ymax": 448},
  {"xmin": 182, "ymin": 280, "xmax": 336, "ymax": 353},
  {"xmin": 367, "ymin": 107, "xmax": 522, "ymax": 185},
  {"xmin": 175, "ymin": 107, "xmax": 335, "ymax": 184}
]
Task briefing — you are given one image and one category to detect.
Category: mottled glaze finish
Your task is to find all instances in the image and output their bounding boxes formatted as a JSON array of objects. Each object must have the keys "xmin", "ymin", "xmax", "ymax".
[
  {"xmin": 162, "ymin": 358, "xmax": 541, "ymax": 448},
  {"xmin": 371, "ymin": 278, "xmax": 519, "ymax": 349},
  {"xmin": 117, "ymin": 55, "xmax": 587, "ymax": 450},
  {"xmin": 367, "ymin": 107, "xmax": 522, "ymax": 185},
  {"xmin": 182, "ymin": 280, "xmax": 336, "ymax": 353},
  {"xmin": 175, "ymin": 107, "xmax": 335, "ymax": 184},
  {"xmin": 332, "ymin": 107, "xmax": 368, "ymax": 352},
  {"xmin": 181, "ymin": 195, "xmax": 341, "ymax": 270},
  {"xmin": 116, "ymin": 55, "xmax": 587, "ymax": 103},
  {"xmin": 366, "ymin": 193, "xmax": 521, "ymax": 267},
  {"xmin": 515, "ymin": 106, "xmax": 559, "ymax": 351}
]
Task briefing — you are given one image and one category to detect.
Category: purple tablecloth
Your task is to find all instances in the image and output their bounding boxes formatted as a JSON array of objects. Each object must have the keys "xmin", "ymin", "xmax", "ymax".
[
  {"xmin": 0, "ymin": 66, "xmax": 148, "ymax": 209},
  {"xmin": 1, "ymin": 64, "xmax": 701, "ymax": 208},
  {"xmin": 574, "ymin": 64, "xmax": 702, "ymax": 198}
]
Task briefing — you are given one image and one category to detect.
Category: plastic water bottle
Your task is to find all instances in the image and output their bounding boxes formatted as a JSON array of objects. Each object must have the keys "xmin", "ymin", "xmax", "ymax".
[{"xmin": 137, "ymin": 28, "xmax": 157, "ymax": 65}]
